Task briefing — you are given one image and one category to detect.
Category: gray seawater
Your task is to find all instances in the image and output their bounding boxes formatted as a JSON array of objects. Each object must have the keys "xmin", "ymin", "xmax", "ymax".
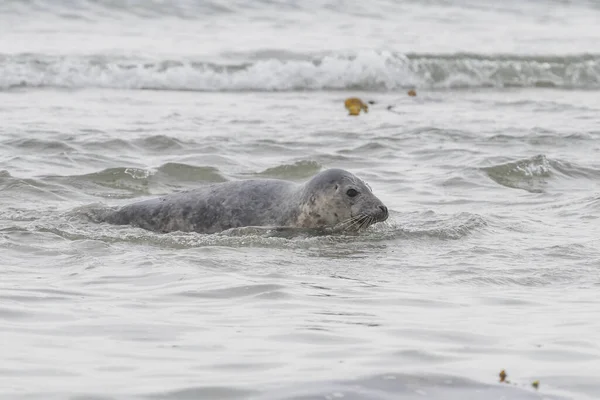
[{"xmin": 1, "ymin": 1, "xmax": 600, "ymax": 399}]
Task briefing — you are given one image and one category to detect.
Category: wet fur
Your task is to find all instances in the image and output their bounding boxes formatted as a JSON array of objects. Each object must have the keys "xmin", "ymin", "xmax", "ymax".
[{"xmin": 103, "ymin": 168, "xmax": 388, "ymax": 234}]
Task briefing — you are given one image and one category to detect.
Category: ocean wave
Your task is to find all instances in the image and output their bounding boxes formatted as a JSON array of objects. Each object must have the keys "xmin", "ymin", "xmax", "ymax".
[
  {"xmin": 1, "ymin": 51, "xmax": 599, "ymax": 91},
  {"xmin": 254, "ymin": 160, "xmax": 322, "ymax": 180},
  {"xmin": 384, "ymin": 211, "xmax": 488, "ymax": 241},
  {"xmin": 0, "ymin": 0, "xmax": 284, "ymax": 18},
  {"xmin": 41, "ymin": 163, "xmax": 227, "ymax": 198},
  {"xmin": 481, "ymin": 155, "xmax": 600, "ymax": 193}
]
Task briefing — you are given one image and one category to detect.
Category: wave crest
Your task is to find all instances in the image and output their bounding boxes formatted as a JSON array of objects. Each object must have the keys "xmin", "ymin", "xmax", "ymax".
[
  {"xmin": 2, "ymin": 51, "xmax": 599, "ymax": 91},
  {"xmin": 482, "ymin": 155, "xmax": 600, "ymax": 193}
]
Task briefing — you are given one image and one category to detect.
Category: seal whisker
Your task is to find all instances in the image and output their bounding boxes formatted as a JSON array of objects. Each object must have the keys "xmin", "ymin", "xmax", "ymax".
[
  {"xmin": 337, "ymin": 215, "xmax": 365, "ymax": 232},
  {"xmin": 362, "ymin": 215, "xmax": 377, "ymax": 231},
  {"xmin": 335, "ymin": 217, "xmax": 353, "ymax": 229},
  {"xmin": 338, "ymin": 215, "xmax": 364, "ymax": 231},
  {"xmin": 358, "ymin": 215, "xmax": 373, "ymax": 231},
  {"xmin": 352, "ymin": 214, "xmax": 371, "ymax": 231},
  {"xmin": 362, "ymin": 217, "xmax": 370, "ymax": 230},
  {"xmin": 338, "ymin": 214, "xmax": 364, "ymax": 228}
]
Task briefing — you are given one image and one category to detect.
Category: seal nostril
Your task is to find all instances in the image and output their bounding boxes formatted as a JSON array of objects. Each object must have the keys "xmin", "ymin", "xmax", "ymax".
[{"xmin": 379, "ymin": 205, "xmax": 388, "ymax": 216}]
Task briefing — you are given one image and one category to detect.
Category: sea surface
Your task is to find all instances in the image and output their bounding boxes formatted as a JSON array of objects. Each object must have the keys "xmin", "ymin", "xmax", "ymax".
[{"xmin": 1, "ymin": 1, "xmax": 600, "ymax": 399}]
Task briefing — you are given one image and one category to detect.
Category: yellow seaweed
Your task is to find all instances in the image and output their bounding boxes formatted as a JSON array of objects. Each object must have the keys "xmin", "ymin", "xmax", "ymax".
[{"xmin": 344, "ymin": 97, "xmax": 369, "ymax": 116}]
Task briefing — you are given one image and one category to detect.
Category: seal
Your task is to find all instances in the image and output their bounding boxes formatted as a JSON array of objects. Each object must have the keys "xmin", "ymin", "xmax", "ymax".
[{"xmin": 103, "ymin": 168, "xmax": 388, "ymax": 234}]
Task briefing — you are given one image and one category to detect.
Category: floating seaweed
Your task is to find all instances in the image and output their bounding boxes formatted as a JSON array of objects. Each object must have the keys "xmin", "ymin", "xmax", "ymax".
[{"xmin": 344, "ymin": 97, "xmax": 369, "ymax": 116}]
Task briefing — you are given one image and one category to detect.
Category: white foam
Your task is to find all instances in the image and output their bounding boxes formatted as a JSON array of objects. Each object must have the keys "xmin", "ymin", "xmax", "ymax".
[{"xmin": 1, "ymin": 51, "xmax": 599, "ymax": 91}]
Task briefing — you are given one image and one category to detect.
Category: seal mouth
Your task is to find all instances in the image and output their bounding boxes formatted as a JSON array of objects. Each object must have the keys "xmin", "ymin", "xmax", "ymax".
[{"xmin": 337, "ymin": 207, "xmax": 389, "ymax": 232}]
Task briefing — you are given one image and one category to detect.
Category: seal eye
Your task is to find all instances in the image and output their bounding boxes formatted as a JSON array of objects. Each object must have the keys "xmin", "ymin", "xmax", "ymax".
[{"xmin": 346, "ymin": 189, "xmax": 359, "ymax": 197}]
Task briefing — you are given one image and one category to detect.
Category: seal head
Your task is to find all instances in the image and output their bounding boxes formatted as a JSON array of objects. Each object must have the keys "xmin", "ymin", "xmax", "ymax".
[{"xmin": 294, "ymin": 168, "xmax": 388, "ymax": 231}]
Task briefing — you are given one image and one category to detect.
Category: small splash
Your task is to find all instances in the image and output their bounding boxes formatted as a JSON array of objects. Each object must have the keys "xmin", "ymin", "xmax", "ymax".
[
  {"xmin": 123, "ymin": 168, "xmax": 151, "ymax": 180},
  {"xmin": 0, "ymin": 208, "xmax": 41, "ymax": 222},
  {"xmin": 256, "ymin": 161, "xmax": 322, "ymax": 180}
]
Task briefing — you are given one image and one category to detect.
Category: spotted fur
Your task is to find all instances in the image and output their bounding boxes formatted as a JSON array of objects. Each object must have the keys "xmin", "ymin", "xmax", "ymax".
[{"xmin": 104, "ymin": 168, "xmax": 388, "ymax": 234}]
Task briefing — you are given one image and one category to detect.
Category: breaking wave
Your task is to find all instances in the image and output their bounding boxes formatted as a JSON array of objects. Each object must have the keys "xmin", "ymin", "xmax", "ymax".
[{"xmin": 1, "ymin": 51, "xmax": 599, "ymax": 91}]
